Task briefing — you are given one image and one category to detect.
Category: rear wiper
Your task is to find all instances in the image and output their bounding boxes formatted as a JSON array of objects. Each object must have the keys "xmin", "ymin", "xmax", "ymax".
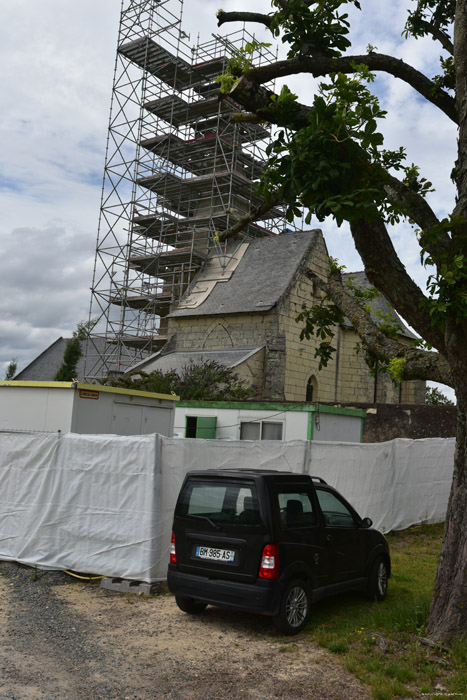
[{"xmin": 188, "ymin": 514, "xmax": 221, "ymax": 530}]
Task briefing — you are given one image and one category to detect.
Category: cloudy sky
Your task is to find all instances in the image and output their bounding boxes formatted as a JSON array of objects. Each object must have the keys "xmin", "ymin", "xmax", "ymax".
[{"xmin": 0, "ymin": 0, "xmax": 456, "ymax": 397}]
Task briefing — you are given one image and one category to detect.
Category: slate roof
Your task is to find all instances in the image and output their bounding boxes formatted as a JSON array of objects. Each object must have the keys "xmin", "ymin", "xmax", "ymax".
[
  {"xmin": 342, "ymin": 271, "xmax": 417, "ymax": 340},
  {"xmin": 15, "ymin": 337, "xmax": 138, "ymax": 382},
  {"xmin": 169, "ymin": 229, "xmax": 321, "ymax": 318},
  {"xmin": 127, "ymin": 347, "xmax": 264, "ymax": 375}
]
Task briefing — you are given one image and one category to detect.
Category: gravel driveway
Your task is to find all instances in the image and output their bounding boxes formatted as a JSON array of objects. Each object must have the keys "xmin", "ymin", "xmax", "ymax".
[{"xmin": 0, "ymin": 561, "xmax": 373, "ymax": 700}]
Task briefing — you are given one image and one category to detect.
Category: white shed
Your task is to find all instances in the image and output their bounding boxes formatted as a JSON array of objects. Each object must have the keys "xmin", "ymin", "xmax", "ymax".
[
  {"xmin": 0, "ymin": 381, "xmax": 178, "ymax": 436},
  {"xmin": 174, "ymin": 401, "xmax": 366, "ymax": 443}
]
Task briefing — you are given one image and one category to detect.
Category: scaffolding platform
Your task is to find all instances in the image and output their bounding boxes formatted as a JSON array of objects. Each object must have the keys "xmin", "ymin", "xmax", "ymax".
[
  {"xmin": 144, "ymin": 94, "xmax": 269, "ymax": 141},
  {"xmin": 119, "ymin": 36, "xmax": 228, "ymax": 91},
  {"xmin": 143, "ymin": 94, "xmax": 235, "ymax": 127},
  {"xmin": 132, "ymin": 212, "xmax": 278, "ymax": 239},
  {"xmin": 118, "ymin": 37, "xmax": 194, "ymax": 90},
  {"xmin": 108, "ymin": 334, "xmax": 169, "ymax": 350},
  {"xmin": 137, "ymin": 169, "xmax": 281, "ymax": 217},
  {"xmin": 129, "ymin": 247, "xmax": 208, "ymax": 276},
  {"xmin": 139, "ymin": 133, "xmax": 264, "ymax": 178},
  {"xmin": 109, "ymin": 290, "xmax": 172, "ymax": 313}
]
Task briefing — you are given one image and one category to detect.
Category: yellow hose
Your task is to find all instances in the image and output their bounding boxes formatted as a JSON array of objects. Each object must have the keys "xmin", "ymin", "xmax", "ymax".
[{"xmin": 63, "ymin": 570, "xmax": 104, "ymax": 581}]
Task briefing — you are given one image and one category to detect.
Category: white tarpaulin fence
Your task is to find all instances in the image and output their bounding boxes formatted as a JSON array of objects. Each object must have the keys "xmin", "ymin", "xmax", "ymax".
[{"xmin": 0, "ymin": 432, "xmax": 455, "ymax": 581}]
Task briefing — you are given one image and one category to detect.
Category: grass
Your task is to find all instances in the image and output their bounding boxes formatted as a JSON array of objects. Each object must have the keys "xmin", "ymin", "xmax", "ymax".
[{"xmin": 303, "ymin": 522, "xmax": 467, "ymax": 700}]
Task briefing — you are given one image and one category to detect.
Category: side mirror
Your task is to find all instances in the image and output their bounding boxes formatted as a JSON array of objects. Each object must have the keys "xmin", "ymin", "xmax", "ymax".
[{"xmin": 361, "ymin": 517, "xmax": 373, "ymax": 529}]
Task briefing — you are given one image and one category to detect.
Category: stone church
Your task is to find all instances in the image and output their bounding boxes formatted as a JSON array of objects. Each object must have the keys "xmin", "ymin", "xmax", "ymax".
[{"xmin": 131, "ymin": 228, "xmax": 425, "ymax": 405}]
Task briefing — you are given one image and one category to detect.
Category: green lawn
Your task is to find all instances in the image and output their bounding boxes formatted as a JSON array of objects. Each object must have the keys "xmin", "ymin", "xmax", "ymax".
[{"xmin": 304, "ymin": 523, "xmax": 466, "ymax": 699}]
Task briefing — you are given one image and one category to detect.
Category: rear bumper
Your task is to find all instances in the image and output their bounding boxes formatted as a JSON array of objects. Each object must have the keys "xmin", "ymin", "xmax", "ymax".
[{"xmin": 167, "ymin": 565, "xmax": 280, "ymax": 615}]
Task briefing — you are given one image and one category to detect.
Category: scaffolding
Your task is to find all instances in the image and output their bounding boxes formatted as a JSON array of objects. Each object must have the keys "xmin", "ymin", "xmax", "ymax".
[{"xmin": 85, "ymin": 0, "xmax": 294, "ymax": 380}]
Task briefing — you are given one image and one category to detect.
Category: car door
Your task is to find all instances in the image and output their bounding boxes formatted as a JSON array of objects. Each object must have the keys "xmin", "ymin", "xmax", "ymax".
[
  {"xmin": 315, "ymin": 487, "xmax": 367, "ymax": 584},
  {"xmin": 173, "ymin": 477, "xmax": 269, "ymax": 584},
  {"xmin": 275, "ymin": 487, "xmax": 330, "ymax": 589}
]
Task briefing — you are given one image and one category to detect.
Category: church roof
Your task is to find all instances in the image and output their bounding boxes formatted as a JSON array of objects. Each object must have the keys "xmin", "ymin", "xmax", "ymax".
[
  {"xmin": 15, "ymin": 337, "xmax": 138, "ymax": 381},
  {"xmin": 127, "ymin": 347, "xmax": 264, "ymax": 375},
  {"xmin": 169, "ymin": 229, "xmax": 321, "ymax": 318}
]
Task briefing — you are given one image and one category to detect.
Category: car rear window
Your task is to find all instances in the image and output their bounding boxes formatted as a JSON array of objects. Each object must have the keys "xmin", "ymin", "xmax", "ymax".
[{"xmin": 176, "ymin": 480, "xmax": 262, "ymax": 526}]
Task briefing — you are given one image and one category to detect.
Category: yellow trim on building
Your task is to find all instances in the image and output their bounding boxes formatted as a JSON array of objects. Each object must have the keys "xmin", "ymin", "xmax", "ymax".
[{"xmin": 0, "ymin": 381, "xmax": 179, "ymax": 403}]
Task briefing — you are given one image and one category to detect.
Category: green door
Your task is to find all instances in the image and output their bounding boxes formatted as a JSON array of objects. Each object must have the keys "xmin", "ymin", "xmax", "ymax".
[
  {"xmin": 196, "ymin": 416, "xmax": 217, "ymax": 439},
  {"xmin": 185, "ymin": 416, "xmax": 217, "ymax": 439}
]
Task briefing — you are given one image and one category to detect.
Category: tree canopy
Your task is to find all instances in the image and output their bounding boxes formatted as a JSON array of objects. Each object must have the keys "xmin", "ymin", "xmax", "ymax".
[
  {"xmin": 216, "ymin": 0, "xmax": 465, "ymax": 642},
  {"xmin": 4, "ymin": 359, "xmax": 17, "ymax": 381},
  {"xmin": 54, "ymin": 321, "xmax": 95, "ymax": 382},
  {"xmin": 103, "ymin": 360, "xmax": 255, "ymax": 401}
]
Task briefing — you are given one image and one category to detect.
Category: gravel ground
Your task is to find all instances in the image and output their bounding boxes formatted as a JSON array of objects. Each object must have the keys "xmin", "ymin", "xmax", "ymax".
[{"xmin": 0, "ymin": 561, "xmax": 374, "ymax": 700}]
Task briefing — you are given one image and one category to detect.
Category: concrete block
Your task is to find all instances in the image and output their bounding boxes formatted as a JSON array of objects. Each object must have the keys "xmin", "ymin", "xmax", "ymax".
[{"xmin": 100, "ymin": 577, "xmax": 161, "ymax": 595}]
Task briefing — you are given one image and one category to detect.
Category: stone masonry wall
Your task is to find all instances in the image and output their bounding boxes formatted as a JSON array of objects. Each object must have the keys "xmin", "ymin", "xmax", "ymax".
[
  {"xmin": 279, "ymin": 233, "xmax": 339, "ymax": 402},
  {"xmin": 168, "ymin": 312, "xmax": 277, "ymax": 398},
  {"xmin": 361, "ymin": 403, "xmax": 456, "ymax": 441},
  {"xmin": 169, "ymin": 312, "xmax": 277, "ymax": 353}
]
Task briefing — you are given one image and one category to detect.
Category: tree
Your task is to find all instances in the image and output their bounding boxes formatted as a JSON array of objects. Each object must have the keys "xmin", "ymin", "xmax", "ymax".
[
  {"xmin": 4, "ymin": 359, "xmax": 17, "ymax": 380},
  {"xmin": 54, "ymin": 321, "xmax": 95, "ymax": 382},
  {"xmin": 216, "ymin": 1, "xmax": 464, "ymax": 642},
  {"xmin": 103, "ymin": 360, "xmax": 255, "ymax": 401},
  {"xmin": 426, "ymin": 386, "xmax": 455, "ymax": 406}
]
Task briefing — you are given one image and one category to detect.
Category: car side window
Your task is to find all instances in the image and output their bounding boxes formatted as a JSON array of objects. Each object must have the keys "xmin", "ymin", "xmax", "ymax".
[
  {"xmin": 276, "ymin": 491, "xmax": 317, "ymax": 528},
  {"xmin": 315, "ymin": 489, "xmax": 356, "ymax": 528}
]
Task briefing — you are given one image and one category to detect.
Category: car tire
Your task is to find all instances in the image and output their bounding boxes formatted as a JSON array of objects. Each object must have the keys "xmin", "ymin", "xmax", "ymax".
[
  {"xmin": 367, "ymin": 556, "xmax": 388, "ymax": 601},
  {"xmin": 273, "ymin": 579, "xmax": 311, "ymax": 635},
  {"xmin": 175, "ymin": 596, "xmax": 208, "ymax": 614}
]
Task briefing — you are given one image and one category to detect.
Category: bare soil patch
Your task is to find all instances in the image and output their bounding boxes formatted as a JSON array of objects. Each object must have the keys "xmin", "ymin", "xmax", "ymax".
[{"xmin": 0, "ymin": 563, "xmax": 373, "ymax": 699}]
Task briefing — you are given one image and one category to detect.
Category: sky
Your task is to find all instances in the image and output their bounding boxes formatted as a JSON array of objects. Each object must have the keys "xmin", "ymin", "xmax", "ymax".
[{"xmin": 0, "ymin": 0, "xmax": 457, "ymax": 399}]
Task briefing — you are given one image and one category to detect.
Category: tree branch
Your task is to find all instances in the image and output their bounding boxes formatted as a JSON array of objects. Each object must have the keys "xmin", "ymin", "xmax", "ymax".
[
  {"xmin": 226, "ymin": 78, "xmax": 313, "ymax": 130},
  {"xmin": 216, "ymin": 197, "xmax": 282, "ymax": 242},
  {"xmin": 309, "ymin": 268, "xmax": 452, "ymax": 386},
  {"xmin": 348, "ymin": 213, "xmax": 447, "ymax": 355},
  {"xmin": 384, "ymin": 173, "xmax": 440, "ymax": 235},
  {"xmin": 225, "ymin": 79, "xmax": 452, "ymax": 271},
  {"xmin": 243, "ymin": 53, "xmax": 458, "ymax": 124},
  {"xmin": 217, "ymin": 10, "xmax": 273, "ymax": 29},
  {"xmin": 382, "ymin": 173, "xmax": 452, "ymax": 268},
  {"xmin": 414, "ymin": 18, "xmax": 454, "ymax": 54}
]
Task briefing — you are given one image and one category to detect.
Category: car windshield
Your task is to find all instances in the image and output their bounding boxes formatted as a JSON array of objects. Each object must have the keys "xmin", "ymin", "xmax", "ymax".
[{"xmin": 176, "ymin": 480, "xmax": 262, "ymax": 526}]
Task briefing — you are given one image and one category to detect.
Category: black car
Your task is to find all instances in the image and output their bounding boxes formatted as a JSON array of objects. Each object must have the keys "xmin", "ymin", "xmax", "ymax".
[{"xmin": 167, "ymin": 469, "xmax": 390, "ymax": 634}]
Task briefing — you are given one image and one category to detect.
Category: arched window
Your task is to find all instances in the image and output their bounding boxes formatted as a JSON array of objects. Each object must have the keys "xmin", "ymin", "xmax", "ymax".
[{"xmin": 306, "ymin": 376, "xmax": 318, "ymax": 402}]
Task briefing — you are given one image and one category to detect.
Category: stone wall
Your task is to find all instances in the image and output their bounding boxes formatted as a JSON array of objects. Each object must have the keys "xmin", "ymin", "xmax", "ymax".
[
  {"xmin": 331, "ymin": 402, "xmax": 457, "ymax": 442},
  {"xmin": 169, "ymin": 312, "xmax": 277, "ymax": 353},
  {"xmin": 168, "ymin": 312, "xmax": 277, "ymax": 399},
  {"xmin": 280, "ymin": 233, "xmax": 339, "ymax": 402}
]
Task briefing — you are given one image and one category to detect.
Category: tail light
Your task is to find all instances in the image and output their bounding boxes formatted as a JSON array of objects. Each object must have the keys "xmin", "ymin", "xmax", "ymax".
[
  {"xmin": 170, "ymin": 532, "xmax": 177, "ymax": 565},
  {"xmin": 258, "ymin": 543, "xmax": 279, "ymax": 579}
]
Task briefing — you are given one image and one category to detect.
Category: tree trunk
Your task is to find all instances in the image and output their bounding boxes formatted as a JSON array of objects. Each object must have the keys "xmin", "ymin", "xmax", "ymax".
[{"xmin": 427, "ymin": 396, "xmax": 467, "ymax": 641}]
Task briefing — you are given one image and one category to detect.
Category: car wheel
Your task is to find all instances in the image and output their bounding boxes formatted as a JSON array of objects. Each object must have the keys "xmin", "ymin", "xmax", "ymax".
[
  {"xmin": 273, "ymin": 579, "xmax": 310, "ymax": 635},
  {"xmin": 367, "ymin": 556, "xmax": 388, "ymax": 601},
  {"xmin": 175, "ymin": 596, "xmax": 208, "ymax": 614}
]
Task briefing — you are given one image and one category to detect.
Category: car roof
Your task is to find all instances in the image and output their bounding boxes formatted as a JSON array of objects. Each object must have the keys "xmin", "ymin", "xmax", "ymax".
[{"xmin": 185, "ymin": 469, "xmax": 327, "ymax": 484}]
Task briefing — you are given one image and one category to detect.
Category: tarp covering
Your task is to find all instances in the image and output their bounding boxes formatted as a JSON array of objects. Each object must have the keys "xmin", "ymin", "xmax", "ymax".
[{"xmin": 0, "ymin": 432, "xmax": 455, "ymax": 581}]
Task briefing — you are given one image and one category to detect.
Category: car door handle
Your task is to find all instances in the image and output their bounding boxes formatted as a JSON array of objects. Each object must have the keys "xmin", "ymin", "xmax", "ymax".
[{"xmin": 326, "ymin": 534, "xmax": 333, "ymax": 543}]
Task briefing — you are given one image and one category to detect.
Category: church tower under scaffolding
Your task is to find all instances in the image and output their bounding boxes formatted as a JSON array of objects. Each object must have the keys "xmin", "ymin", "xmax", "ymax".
[{"xmin": 85, "ymin": 0, "xmax": 293, "ymax": 380}]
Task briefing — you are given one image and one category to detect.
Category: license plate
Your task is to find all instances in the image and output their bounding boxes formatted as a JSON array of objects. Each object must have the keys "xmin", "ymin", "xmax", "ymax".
[{"xmin": 195, "ymin": 546, "xmax": 235, "ymax": 562}]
